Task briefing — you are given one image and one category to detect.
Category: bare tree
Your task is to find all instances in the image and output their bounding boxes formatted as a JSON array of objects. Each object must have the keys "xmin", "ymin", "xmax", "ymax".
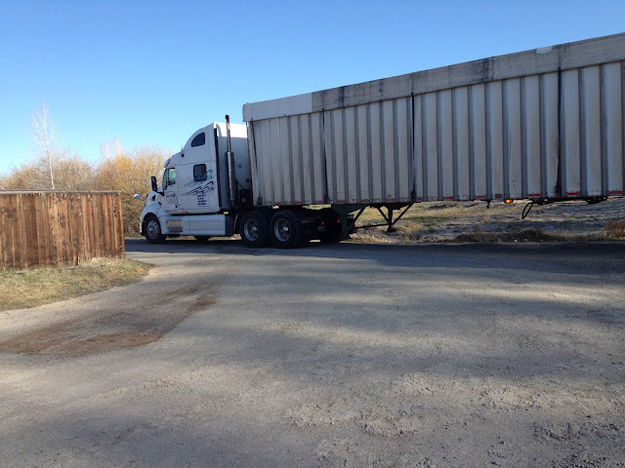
[
  {"xmin": 100, "ymin": 137, "xmax": 125, "ymax": 161},
  {"xmin": 95, "ymin": 144, "xmax": 166, "ymax": 236},
  {"xmin": 31, "ymin": 101, "xmax": 58, "ymax": 189}
]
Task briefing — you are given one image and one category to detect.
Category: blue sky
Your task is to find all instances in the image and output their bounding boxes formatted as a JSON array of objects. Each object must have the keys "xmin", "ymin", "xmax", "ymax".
[{"xmin": 1, "ymin": 0, "xmax": 624, "ymax": 174}]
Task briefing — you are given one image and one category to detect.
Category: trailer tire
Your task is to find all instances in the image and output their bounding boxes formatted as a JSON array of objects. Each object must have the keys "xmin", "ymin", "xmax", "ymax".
[
  {"xmin": 270, "ymin": 210, "xmax": 303, "ymax": 248},
  {"xmin": 319, "ymin": 208, "xmax": 343, "ymax": 244},
  {"xmin": 144, "ymin": 215, "xmax": 165, "ymax": 243},
  {"xmin": 240, "ymin": 211, "xmax": 270, "ymax": 247}
]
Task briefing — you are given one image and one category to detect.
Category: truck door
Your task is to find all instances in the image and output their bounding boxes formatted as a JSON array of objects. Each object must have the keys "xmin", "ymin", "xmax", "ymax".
[
  {"xmin": 162, "ymin": 167, "xmax": 181, "ymax": 214},
  {"xmin": 178, "ymin": 130, "xmax": 220, "ymax": 213}
]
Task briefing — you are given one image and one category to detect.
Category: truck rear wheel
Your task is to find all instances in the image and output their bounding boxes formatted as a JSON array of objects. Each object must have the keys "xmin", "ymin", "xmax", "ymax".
[
  {"xmin": 270, "ymin": 210, "xmax": 303, "ymax": 248},
  {"xmin": 240, "ymin": 211, "xmax": 270, "ymax": 247},
  {"xmin": 144, "ymin": 215, "xmax": 165, "ymax": 243}
]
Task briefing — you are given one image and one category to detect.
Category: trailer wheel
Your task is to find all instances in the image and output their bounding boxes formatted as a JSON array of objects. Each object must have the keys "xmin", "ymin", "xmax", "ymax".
[
  {"xmin": 144, "ymin": 215, "xmax": 165, "ymax": 243},
  {"xmin": 240, "ymin": 211, "xmax": 270, "ymax": 247},
  {"xmin": 270, "ymin": 210, "xmax": 303, "ymax": 248},
  {"xmin": 319, "ymin": 208, "xmax": 344, "ymax": 243}
]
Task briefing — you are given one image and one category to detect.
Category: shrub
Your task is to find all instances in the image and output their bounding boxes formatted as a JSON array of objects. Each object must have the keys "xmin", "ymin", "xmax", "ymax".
[{"xmin": 605, "ymin": 220, "xmax": 625, "ymax": 239}]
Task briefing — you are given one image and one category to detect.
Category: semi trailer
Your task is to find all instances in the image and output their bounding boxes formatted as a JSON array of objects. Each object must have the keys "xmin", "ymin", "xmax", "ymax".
[{"xmin": 140, "ymin": 33, "xmax": 625, "ymax": 248}]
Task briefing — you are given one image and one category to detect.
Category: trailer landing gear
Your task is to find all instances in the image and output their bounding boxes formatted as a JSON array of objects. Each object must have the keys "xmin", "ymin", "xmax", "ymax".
[{"xmin": 346, "ymin": 203, "xmax": 414, "ymax": 233}]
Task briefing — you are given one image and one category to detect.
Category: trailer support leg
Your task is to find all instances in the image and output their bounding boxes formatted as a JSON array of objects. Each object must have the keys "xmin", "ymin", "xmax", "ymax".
[{"xmin": 375, "ymin": 204, "xmax": 413, "ymax": 233}]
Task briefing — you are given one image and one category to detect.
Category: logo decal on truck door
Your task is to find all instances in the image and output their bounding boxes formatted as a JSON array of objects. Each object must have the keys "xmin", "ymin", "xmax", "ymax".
[
  {"xmin": 183, "ymin": 168, "xmax": 216, "ymax": 206},
  {"xmin": 183, "ymin": 181, "xmax": 216, "ymax": 195}
]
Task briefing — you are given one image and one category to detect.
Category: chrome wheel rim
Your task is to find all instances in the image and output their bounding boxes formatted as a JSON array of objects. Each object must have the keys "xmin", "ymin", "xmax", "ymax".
[
  {"xmin": 146, "ymin": 220, "xmax": 160, "ymax": 239},
  {"xmin": 274, "ymin": 218, "xmax": 291, "ymax": 243},
  {"xmin": 243, "ymin": 218, "xmax": 259, "ymax": 241}
]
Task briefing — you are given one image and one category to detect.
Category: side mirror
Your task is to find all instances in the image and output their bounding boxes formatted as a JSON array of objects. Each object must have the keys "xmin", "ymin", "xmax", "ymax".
[
  {"xmin": 133, "ymin": 193, "xmax": 141, "ymax": 200},
  {"xmin": 150, "ymin": 176, "xmax": 158, "ymax": 193}
]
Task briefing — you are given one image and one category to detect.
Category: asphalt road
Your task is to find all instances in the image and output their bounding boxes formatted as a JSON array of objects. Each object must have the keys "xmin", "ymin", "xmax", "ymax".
[{"xmin": 1, "ymin": 239, "xmax": 625, "ymax": 466}]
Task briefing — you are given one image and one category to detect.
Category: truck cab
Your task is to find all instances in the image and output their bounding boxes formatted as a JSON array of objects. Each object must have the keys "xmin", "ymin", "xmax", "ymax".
[{"xmin": 140, "ymin": 121, "xmax": 251, "ymax": 241}]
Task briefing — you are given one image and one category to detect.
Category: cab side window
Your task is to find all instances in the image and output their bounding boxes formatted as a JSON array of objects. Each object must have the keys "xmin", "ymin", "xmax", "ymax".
[
  {"xmin": 191, "ymin": 132, "xmax": 205, "ymax": 147},
  {"xmin": 193, "ymin": 164, "xmax": 207, "ymax": 181},
  {"xmin": 168, "ymin": 168, "xmax": 176, "ymax": 186},
  {"xmin": 163, "ymin": 168, "xmax": 176, "ymax": 189}
]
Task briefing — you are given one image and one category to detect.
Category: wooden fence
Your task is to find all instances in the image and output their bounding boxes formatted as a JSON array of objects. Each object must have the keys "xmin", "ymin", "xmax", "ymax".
[{"xmin": 0, "ymin": 191, "xmax": 125, "ymax": 270}]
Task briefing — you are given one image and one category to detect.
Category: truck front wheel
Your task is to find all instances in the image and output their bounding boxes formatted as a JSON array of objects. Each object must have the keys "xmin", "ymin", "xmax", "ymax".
[
  {"xmin": 270, "ymin": 210, "xmax": 303, "ymax": 248},
  {"xmin": 144, "ymin": 214, "xmax": 165, "ymax": 243},
  {"xmin": 240, "ymin": 211, "xmax": 270, "ymax": 247}
]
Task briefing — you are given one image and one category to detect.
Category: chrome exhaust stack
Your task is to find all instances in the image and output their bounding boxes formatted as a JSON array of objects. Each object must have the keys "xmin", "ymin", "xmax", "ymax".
[{"xmin": 225, "ymin": 115, "xmax": 238, "ymax": 208}]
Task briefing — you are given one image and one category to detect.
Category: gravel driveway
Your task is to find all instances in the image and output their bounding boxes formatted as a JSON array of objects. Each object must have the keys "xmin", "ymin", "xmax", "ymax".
[{"xmin": 1, "ymin": 240, "xmax": 624, "ymax": 466}]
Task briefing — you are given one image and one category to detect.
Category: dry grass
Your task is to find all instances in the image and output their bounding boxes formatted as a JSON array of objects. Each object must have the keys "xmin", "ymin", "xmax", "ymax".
[
  {"xmin": 605, "ymin": 220, "xmax": 625, "ymax": 239},
  {"xmin": 0, "ymin": 258, "xmax": 152, "ymax": 311},
  {"xmin": 350, "ymin": 198, "xmax": 625, "ymax": 244}
]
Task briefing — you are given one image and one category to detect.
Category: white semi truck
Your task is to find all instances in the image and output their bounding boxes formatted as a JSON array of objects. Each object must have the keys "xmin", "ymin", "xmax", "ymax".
[{"xmin": 140, "ymin": 33, "xmax": 625, "ymax": 248}]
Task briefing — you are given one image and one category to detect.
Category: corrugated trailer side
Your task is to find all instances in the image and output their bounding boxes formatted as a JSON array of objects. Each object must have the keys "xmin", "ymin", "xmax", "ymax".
[{"xmin": 243, "ymin": 33, "xmax": 625, "ymax": 207}]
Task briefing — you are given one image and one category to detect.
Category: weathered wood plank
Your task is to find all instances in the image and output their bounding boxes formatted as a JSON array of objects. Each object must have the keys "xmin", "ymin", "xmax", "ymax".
[
  {"xmin": 80, "ymin": 194, "xmax": 92, "ymax": 262},
  {"xmin": 0, "ymin": 195, "xmax": 11, "ymax": 268},
  {"xmin": 22, "ymin": 194, "xmax": 39, "ymax": 268},
  {"xmin": 113, "ymin": 193, "xmax": 125, "ymax": 257},
  {"xmin": 101, "ymin": 194, "xmax": 112, "ymax": 258},
  {"xmin": 8, "ymin": 194, "xmax": 21, "ymax": 269},
  {"xmin": 35, "ymin": 192, "xmax": 51, "ymax": 267},
  {"xmin": 69, "ymin": 194, "xmax": 84, "ymax": 264}
]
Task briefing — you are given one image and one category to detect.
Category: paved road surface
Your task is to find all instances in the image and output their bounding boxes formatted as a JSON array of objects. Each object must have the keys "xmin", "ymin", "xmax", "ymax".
[{"xmin": 1, "ymin": 240, "xmax": 624, "ymax": 466}]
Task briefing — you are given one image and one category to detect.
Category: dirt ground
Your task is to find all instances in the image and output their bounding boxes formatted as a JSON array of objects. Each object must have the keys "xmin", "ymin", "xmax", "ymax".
[{"xmin": 1, "ymin": 240, "xmax": 624, "ymax": 466}]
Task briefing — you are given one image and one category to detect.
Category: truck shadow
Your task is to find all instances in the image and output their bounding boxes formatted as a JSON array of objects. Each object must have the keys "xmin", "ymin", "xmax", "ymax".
[{"xmin": 124, "ymin": 238, "xmax": 625, "ymax": 276}]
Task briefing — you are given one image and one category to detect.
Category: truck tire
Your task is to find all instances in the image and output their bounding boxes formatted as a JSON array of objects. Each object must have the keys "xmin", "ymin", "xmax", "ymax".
[
  {"xmin": 240, "ymin": 211, "xmax": 270, "ymax": 247},
  {"xmin": 144, "ymin": 214, "xmax": 165, "ymax": 243},
  {"xmin": 270, "ymin": 210, "xmax": 303, "ymax": 248},
  {"xmin": 319, "ymin": 208, "xmax": 343, "ymax": 244}
]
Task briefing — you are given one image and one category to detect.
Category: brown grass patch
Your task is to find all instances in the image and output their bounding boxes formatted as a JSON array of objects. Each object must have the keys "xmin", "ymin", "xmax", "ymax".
[
  {"xmin": 605, "ymin": 220, "xmax": 625, "ymax": 239},
  {"xmin": 0, "ymin": 258, "xmax": 152, "ymax": 311}
]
